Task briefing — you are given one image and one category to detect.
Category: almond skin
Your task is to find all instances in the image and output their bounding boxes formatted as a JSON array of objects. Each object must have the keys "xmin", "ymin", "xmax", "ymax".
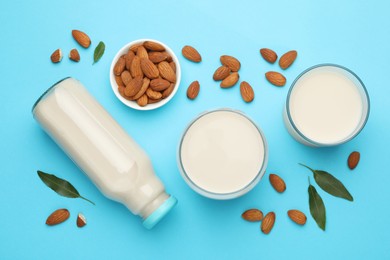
[
  {"xmin": 125, "ymin": 50, "xmax": 135, "ymax": 70},
  {"xmin": 125, "ymin": 76, "xmax": 143, "ymax": 97},
  {"xmin": 72, "ymin": 30, "xmax": 91, "ymax": 48},
  {"xmin": 121, "ymin": 70, "xmax": 132, "ymax": 86},
  {"xmin": 114, "ymin": 55, "xmax": 126, "ymax": 76},
  {"xmin": 279, "ymin": 50, "xmax": 297, "ymax": 70},
  {"xmin": 348, "ymin": 151, "xmax": 360, "ymax": 170},
  {"xmin": 148, "ymin": 51, "xmax": 168, "ymax": 63},
  {"xmin": 220, "ymin": 55, "xmax": 241, "ymax": 72},
  {"xmin": 140, "ymin": 58, "xmax": 159, "ymax": 79},
  {"xmin": 50, "ymin": 49, "xmax": 62, "ymax": 63},
  {"xmin": 242, "ymin": 209, "xmax": 263, "ymax": 222},
  {"xmin": 260, "ymin": 48, "xmax": 278, "ymax": 64},
  {"xmin": 69, "ymin": 49, "xmax": 80, "ymax": 62},
  {"xmin": 261, "ymin": 212, "xmax": 276, "ymax": 234},
  {"xmin": 220, "ymin": 72, "xmax": 239, "ymax": 88},
  {"xmin": 182, "ymin": 45, "xmax": 202, "ymax": 62},
  {"xmin": 136, "ymin": 46, "xmax": 149, "ymax": 59},
  {"xmin": 46, "ymin": 209, "xmax": 70, "ymax": 226},
  {"xmin": 213, "ymin": 66, "xmax": 231, "ymax": 81},
  {"xmin": 146, "ymin": 87, "xmax": 163, "ymax": 100},
  {"xmin": 137, "ymin": 94, "xmax": 148, "ymax": 107},
  {"xmin": 158, "ymin": 61, "xmax": 176, "ymax": 83},
  {"xmin": 287, "ymin": 210, "xmax": 307, "ymax": 225},
  {"xmin": 269, "ymin": 173, "xmax": 286, "ymax": 193},
  {"xmin": 150, "ymin": 78, "xmax": 171, "ymax": 91},
  {"xmin": 265, "ymin": 71, "xmax": 286, "ymax": 87},
  {"xmin": 187, "ymin": 81, "xmax": 200, "ymax": 100},
  {"xmin": 143, "ymin": 41, "xmax": 165, "ymax": 51},
  {"xmin": 240, "ymin": 81, "xmax": 254, "ymax": 103},
  {"xmin": 130, "ymin": 56, "xmax": 144, "ymax": 78}
]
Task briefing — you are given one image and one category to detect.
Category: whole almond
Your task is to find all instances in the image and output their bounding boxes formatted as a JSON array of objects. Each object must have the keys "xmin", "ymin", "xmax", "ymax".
[
  {"xmin": 69, "ymin": 49, "xmax": 80, "ymax": 62},
  {"xmin": 148, "ymin": 98, "xmax": 163, "ymax": 104},
  {"xmin": 121, "ymin": 70, "xmax": 132, "ymax": 86},
  {"xmin": 287, "ymin": 210, "xmax": 307, "ymax": 225},
  {"xmin": 269, "ymin": 174, "xmax": 286, "ymax": 193},
  {"xmin": 220, "ymin": 55, "xmax": 241, "ymax": 72},
  {"xmin": 129, "ymin": 43, "xmax": 143, "ymax": 53},
  {"xmin": 130, "ymin": 56, "xmax": 144, "ymax": 78},
  {"xmin": 146, "ymin": 88, "xmax": 163, "ymax": 100},
  {"xmin": 140, "ymin": 58, "xmax": 159, "ymax": 79},
  {"xmin": 220, "ymin": 72, "xmax": 239, "ymax": 88},
  {"xmin": 150, "ymin": 78, "xmax": 171, "ymax": 91},
  {"xmin": 187, "ymin": 81, "xmax": 200, "ymax": 100},
  {"xmin": 165, "ymin": 52, "xmax": 173, "ymax": 62},
  {"xmin": 50, "ymin": 49, "xmax": 62, "ymax": 63},
  {"xmin": 240, "ymin": 81, "xmax": 254, "ymax": 103},
  {"xmin": 279, "ymin": 50, "xmax": 297, "ymax": 70},
  {"xmin": 118, "ymin": 85, "xmax": 126, "ymax": 97},
  {"xmin": 169, "ymin": 61, "xmax": 176, "ymax": 73},
  {"xmin": 125, "ymin": 50, "xmax": 135, "ymax": 70},
  {"xmin": 261, "ymin": 212, "xmax": 276, "ymax": 234},
  {"xmin": 162, "ymin": 83, "xmax": 175, "ymax": 99},
  {"xmin": 182, "ymin": 45, "xmax": 202, "ymax": 62},
  {"xmin": 46, "ymin": 208, "xmax": 70, "ymax": 226},
  {"xmin": 242, "ymin": 209, "xmax": 263, "ymax": 222},
  {"xmin": 348, "ymin": 151, "xmax": 360, "ymax": 170},
  {"xmin": 136, "ymin": 46, "xmax": 149, "ymax": 59},
  {"xmin": 72, "ymin": 30, "xmax": 91, "ymax": 48},
  {"xmin": 115, "ymin": 75, "xmax": 124, "ymax": 87},
  {"xmin": 132, "ymin": 77, "xmax": 150, "ymax": 100},
  {"xmin": 158, "ymin": 61, "xmax": 176, "ymax": 83},
  {"xmin": 113, "ymin": 55, "xmax": 126, "ymax": 76},
  {"xmin": 265, "ymin": 71, "xmax": 286, "ymax": 87},
  {"xmin": 125, "ymin": 76, "xmax": 143, "ymax": 97},
  {"xmin": 137, "ymin": 94, "xmax": 148, "ymax": 107},
  {"xmin": 260, "ymin": 48, "xmax": 278, "ymax": 64},
  {"xmin": 143, "ymin": 41, "xmax": 165, "ymax": 51},
  {"xmin": 213, "ymin": 66, "xmax": 231, "ymax": 81},
  {"xmin": 148, "ymin": 51, "xmax": 168, "ymax": 63},
  {"xmin": 77, "ymin": 213, "xmax": 87, "ymax": 228}
]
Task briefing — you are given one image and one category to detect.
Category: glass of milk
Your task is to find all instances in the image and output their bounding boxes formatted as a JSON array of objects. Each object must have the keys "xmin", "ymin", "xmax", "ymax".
[
  {"xmin": 178, "ymin": 109, "xmax": 268, "ymax": 199},
  {"xmin": 283, "ymin": 64, "xmax": 370, "ymax": 147}
]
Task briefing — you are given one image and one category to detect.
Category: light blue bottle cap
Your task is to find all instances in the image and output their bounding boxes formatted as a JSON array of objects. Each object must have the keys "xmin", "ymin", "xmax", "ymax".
[{"xmin": 142, "ymin": 196, "xmax": 177, "ymax": 229}]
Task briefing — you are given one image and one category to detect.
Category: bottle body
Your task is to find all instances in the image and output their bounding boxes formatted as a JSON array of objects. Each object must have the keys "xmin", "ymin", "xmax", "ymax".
[{"xmin": 32, "ymin": 78, "xmax": 176, "ymax": 228}]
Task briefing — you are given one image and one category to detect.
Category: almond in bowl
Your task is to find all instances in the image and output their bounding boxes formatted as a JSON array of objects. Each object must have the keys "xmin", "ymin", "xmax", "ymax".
[{"xmin": 110, "ymin": 39, "xmax": 181, "ymax": 110}]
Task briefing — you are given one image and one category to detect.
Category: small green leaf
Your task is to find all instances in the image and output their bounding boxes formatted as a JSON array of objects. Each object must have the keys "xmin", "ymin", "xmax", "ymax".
[
  {"xmin": 37, "ymin": 170, "xmax": 95, "ymax": 205},
  {"xmin": 308, "ymin": 179, "xmax": 326, "ymax": 231},
  {"xmin": 300, "ymin": 163, "xmax": 353, "ymax": 201},
  {"xmin": 93, "ymin": 41, "xmax": 105, "ymax": 64}
]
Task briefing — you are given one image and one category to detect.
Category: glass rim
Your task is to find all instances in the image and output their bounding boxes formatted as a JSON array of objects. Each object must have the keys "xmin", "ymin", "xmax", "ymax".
[
  {"xmin": 177, "ymin": 109, "xmax": 268, "ymax": 200},
  {"xmin": 285, "ymin": 63, "xmax": 370, "ymax": 146}
]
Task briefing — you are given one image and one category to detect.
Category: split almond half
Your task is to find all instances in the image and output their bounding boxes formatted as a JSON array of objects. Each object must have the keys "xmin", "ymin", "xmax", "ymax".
[{"xmin": 50, "ymin": 49, "xmax": 62, "ymax": 63}]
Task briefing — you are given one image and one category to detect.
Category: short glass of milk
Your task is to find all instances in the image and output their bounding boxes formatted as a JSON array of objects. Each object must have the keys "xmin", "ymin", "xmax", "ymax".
[
  {"xmin": 283, "ymin": 64, "xmax": 370, "ymax": 147},
  {"xmin": 178, "ymin": 109, "xmax": 268, "ymax": 199}
]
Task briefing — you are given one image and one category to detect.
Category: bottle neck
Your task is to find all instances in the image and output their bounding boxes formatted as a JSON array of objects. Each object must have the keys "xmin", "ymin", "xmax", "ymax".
[{"xmin": 138, "ymin": 192, "xmax": 170, "ymax": 219}]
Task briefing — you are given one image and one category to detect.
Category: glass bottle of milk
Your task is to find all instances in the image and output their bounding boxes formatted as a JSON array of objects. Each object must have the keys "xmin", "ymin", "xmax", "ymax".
[{"xmin": 32, "ymin": 77, "xmax": 177, "ymax": 229}]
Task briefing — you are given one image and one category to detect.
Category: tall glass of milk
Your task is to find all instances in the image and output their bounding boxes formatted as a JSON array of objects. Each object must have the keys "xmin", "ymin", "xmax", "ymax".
[
  {"xmin": 283, "ymin": 64, "xmax": 370, "ymax": 147},
  {"xmin": 32, "ymin": 77, "xmax": 177, "ymax": 229}
]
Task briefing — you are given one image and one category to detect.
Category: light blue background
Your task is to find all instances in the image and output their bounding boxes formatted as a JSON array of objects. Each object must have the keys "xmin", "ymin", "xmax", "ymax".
[{"xmin": 1, "ymin": 0, "xmax": 389, "ymax": 259}]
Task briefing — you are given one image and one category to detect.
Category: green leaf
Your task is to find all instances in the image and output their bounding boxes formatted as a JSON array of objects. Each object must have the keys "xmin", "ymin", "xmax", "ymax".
[
  {"xmin": 93, "ymin": 41, "xmax": 105, "ymax": 64},
  {"xmin": 300, "ymin": 163, "xmax": 353, "ymax": 201},
  {"xmin": 37, "ymin": 170, "xmax": 95, "ymax": 205},
  {"xmin": 308, "ymin": 180, "xmax": 326, "ymax": 231}
]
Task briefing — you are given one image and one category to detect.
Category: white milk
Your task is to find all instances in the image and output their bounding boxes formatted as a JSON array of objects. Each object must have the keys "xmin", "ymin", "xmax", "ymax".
[
  {"xmin": 284, "ymin": 65, "xmax": 369, "ymax": 146},
  {"xmin": 32, "ymin": 78, "xmax": 177, "ymax": 229},
  {"xmin": 179, "ymin": 110, "xmax": 268, "ymax": 199}
]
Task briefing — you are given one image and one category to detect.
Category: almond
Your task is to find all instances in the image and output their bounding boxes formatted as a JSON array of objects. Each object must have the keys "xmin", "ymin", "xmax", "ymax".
[
  {"xmin": 348, "ymin": 151, "xmax": 360, "ymax": 170},
  {"xmin": 46, "ymin": 208, "xmax": 70, "ymax": 226},
  {"xmin": 240, "ymin": 81, "xmax": 254, "ymax": 103},
  {"xmin": 269, "ymin": 173, "xmax": 286, "ymax": 193},
  {"xmin": 150, "ymin": 78, "xmax": 171, "ymax": 91},
  {"xmin": 121, "ymin": 70, "xmax": 132, "ymax": 86},
  {"xmin": 169, "ymin": 61, "xmax": 176, "ymax": 73},
  {"xmin": 125, "ymin": 50, "xmax": 135, "ymax": 70},
  {"xmin": 114, "ymin": 55, "xmax": 126, "ymax": 76},
  {"xmin": 76, "ymin": 213, "xmax": 87, "ymax": 228},
  {"xmin": 187, "ymin": 81, "xmax": 200, "ymax": 100},
  {"xmin": 279, "ymin": 50, "xmax": 297, "ymax": 70},
  {"xmin": 118, "ymin": 85, "xmax": 126, "ymax": 97},
  {"xmin": 143, "ymin": 41, "xmax": 165, "ymax": 51},
  {"xmin": 125, "ymin": 76, "xmax": 143, "ymax": 97},
  {"xmin": 50, "ymin": 49, "xmax": 62, "ymax": 63},
  {"xmin": 242, "ymin": 209, "xmax": 263, "ymax": 222},
  {"xmin": 165, "ymin": 52, "xmax": 173, "ymax": 62},
  {"xmin": 146, "ymin": 88, "xmax": 163, "ymax": 100},
  {"xmin": 182, "ymin": 45, "xmax": 202, "ymax": 62},
  {"xmin": 260, "ymin": 48, "xmax": 277, "ymax": 64},
  {"xmin": 148, "ymin": 97, "xmax": 163, "ymax": 104},
  {"xmin": 220, "ymin": 55, "xmax": 240, "ymax": 72},
  {"xmin": 162, "ymin": 83, "xmax": 175, "ymax": 99},
  {"xmin": 129, "ymin": 43, "xmax": 143, "ymax": 53},
  {"xmin": 132, "ymin": 77, "xmax": 150, "ymax": 100},
  {"xmin": 287, "ymin": 210, "xmax": 307, "ymax": 225},
  {"xmin": 261, "ymin": 212, "xmax": 276, "ymax": 234},
  {"xmin": 69, "ymin": 49, "xmax": 80, "ymax": 62},
  {"xmin": 115, "ymin": 75, "xmax": 124, "ymax": 87},
  {"xmin": 140, "ymin": 58, "xmax": 159, "ymax": 79},
  {"xmin": 130, "ymin": 56, "xmax": 144, "ymax": 78},
  {"xmin": 213, "ymin": 66, "xmax": 231, "ymax": 81},
  {"xmin": 158, "ymin": 61, "xmax": 176, "ymax": 83},
  {"xmin": 265, "ymin": 71, "xmax": 286, "ymax": 87},
  {"xmin": 137, "ymin": 94, "xmax": 148, "ymax": 107},
  {"xmin": 136, "ymin": 46, "xmax": 149, "ymax": 59},
  {"xmin": 220, "ymin": 72, "xmax": 239, "ymax": 88},
  {"xmin": 72, "ymin": 29, "xmax": 91, "ymax": 48},
  {"xmin": 148, "ymin": 51, "xmax": 168, "ymax": 63}
]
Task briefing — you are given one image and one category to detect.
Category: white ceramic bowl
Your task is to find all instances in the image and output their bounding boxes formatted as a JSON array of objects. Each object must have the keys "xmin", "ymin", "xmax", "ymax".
[{"xmin": 110, "ymin": 39, "xmax": 181, "ymax": 110}]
